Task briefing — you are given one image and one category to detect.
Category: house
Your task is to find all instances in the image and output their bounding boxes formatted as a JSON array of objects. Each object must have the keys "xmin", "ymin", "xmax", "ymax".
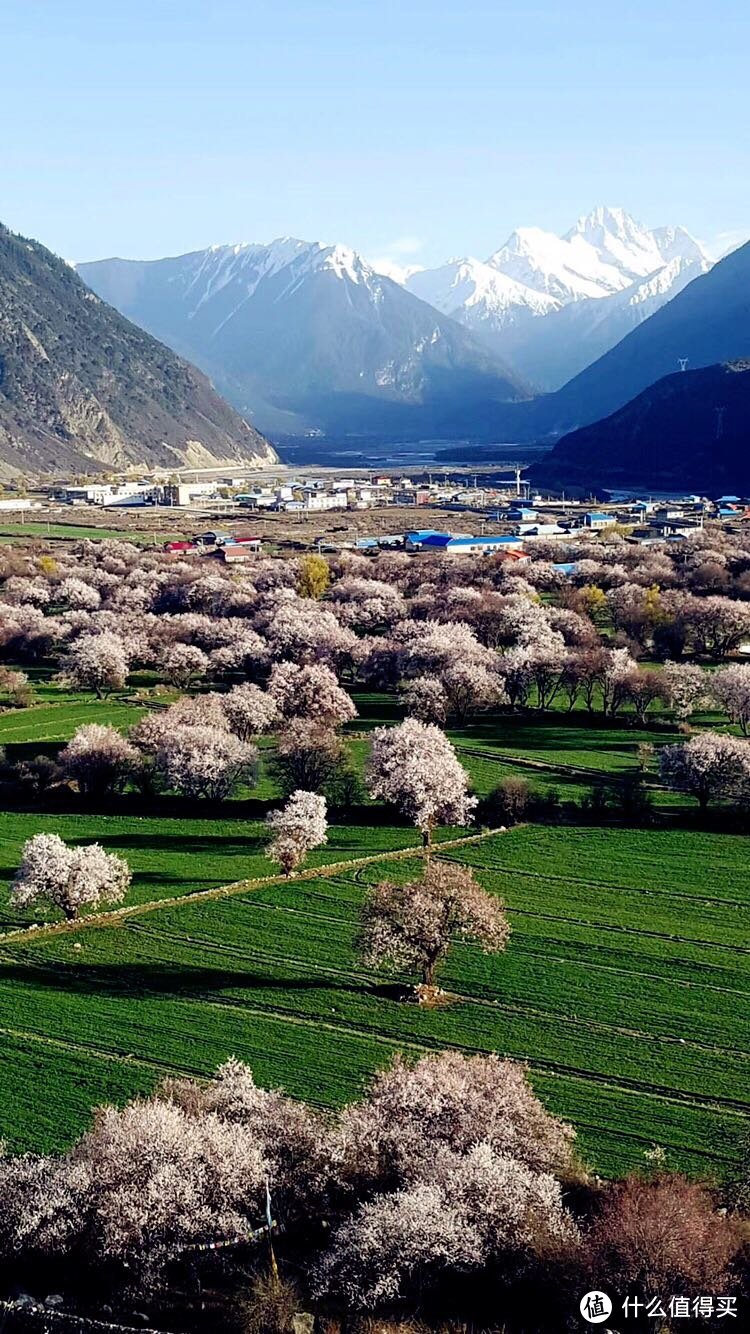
[
  {"xmin": 220, "ymin": 540, "xmax": 261, "ymax": 563},
  {"xmin": 444, "ymin": 534, "xmax": 526, "ymax": 556},
  {"xmin": 517, "ymin": 521, "xmax": 566, "ymax": 538},
  {"xmin": 505, "ymin": 507, "xmax": 538, "ymax": 521},
  {"xmin": 195, "ymin": 530, "xmax": 233, "ymax": 547},
  {"xmin": 405, "ymin": 529, "xmax": 453, "ymax": 550},
  {"xmin": 583, "ymin": 511, "xmax": 617, "ymax": 530}
]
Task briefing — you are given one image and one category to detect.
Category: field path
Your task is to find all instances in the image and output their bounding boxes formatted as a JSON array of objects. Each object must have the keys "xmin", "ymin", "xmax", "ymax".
[{"xmin": 0, "ymin": 826, "xmax": 506, "ymax": 949}]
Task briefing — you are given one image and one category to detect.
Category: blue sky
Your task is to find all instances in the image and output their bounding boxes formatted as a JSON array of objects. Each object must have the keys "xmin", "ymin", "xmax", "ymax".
[{"xmin": 2, "ymin": 0, "xmax": 748, "ymax": 267}]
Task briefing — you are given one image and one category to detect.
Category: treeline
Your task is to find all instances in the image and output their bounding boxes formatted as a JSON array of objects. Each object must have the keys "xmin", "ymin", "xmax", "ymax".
[{"xmin": 1, "ymin": 1052, "xmax": 747, "ymax": 1331}]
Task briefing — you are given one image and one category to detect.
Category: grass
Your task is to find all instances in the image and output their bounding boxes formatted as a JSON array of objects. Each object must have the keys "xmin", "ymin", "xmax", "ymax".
[
  {"xmin": 0, "ymin": 826, "xmax": 747, "ymax": 1179},
  {"xmin": 0, "ymin": 523, "xmax": 174, "ymax": 545},
  {"xmin": 0, "ymin": 811, "xmax": 444, "ymax": 929},
  {"xmin": 0, "ymin": 681, "xmax": 748, "ymax": 1181}
]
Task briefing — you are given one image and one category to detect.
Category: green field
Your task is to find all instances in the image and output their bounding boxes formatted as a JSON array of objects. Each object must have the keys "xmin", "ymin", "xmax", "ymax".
[
  {"xmin": 0, "ymin": 683, "xmax": 748, "ymax": 1181},
  {"xmin": 0, "ymin": 522, "xmax": 174, "ymax": 545}
]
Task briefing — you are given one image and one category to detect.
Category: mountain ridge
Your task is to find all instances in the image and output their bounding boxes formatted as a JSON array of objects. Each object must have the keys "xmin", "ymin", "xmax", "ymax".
[
  {"xmin": 79, "ymin": 240, "xmax": 529, "ymax": 436},
  {"xmin": 0, "ymin": 223, "xmax": 276, "ymax": 478}
]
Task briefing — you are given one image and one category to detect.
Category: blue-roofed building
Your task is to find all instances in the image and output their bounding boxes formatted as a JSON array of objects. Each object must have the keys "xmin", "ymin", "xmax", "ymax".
[
  {"xmin": 584, "ymin": 511, "xmax": 617, "ymax": 530},
  {"xmin": 405, "ymin": 529, "xmax": 452, "ymax": 549},
  {"xmin": 445, "ymin": 534, "xmax": 525, "ymax": 556}
]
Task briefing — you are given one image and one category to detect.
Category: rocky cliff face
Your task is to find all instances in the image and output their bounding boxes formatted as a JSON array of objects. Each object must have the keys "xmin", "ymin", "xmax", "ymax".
[{"xmin": 0, "ymin": 224, "xmax": 277, "ymax": 477}]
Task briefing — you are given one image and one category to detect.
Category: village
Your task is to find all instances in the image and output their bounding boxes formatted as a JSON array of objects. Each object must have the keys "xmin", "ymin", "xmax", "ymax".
[{"xmin": 0, "ymin": 467, "xmax": 748, "ymax": 565}]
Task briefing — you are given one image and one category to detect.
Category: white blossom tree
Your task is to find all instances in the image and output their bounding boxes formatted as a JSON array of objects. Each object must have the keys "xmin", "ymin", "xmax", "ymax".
[
  {"xmin": 11, "ymin": 833, "xmax": 131, "ymax": 920},
  {"xmin": 336, "ymin": 1050, "xmax": 577, "ymax": 1189},
  {"xmin": 221, "ymin": 682, "xmax": 278, "ymax": 740},
  {"xmin": 160, "ymin": 642, "xmax": 209, "ymax": 690},
  {"xmin": 153, "ymin": 725, "xmax": 258, "ymax": 801},
  {"xmin": 59, "ymin": 577, "xmax": 102, "ymax": 611},
  {"xmin": 366, "ymin": 719, "xmax": 477, "ymax": 845},
  {"xmin": 268, "ymin": 661, "xmax": 357, "ymax": 728},
  {"xmin": 399, "ymin": 675, "xmax": 449, "ymax": 725},
  {"xmin": 314, "ymin": 1144, "xmax": 575, "ymax": 1310},
  {"xmin": 266, "ymin": 790, "xmax": 328, "ymax": 875},
  {"xmin": 358, "ymin": 861, "xmax": 510, "ymax": 988},
  {"xmin": 711, "ymin": 664, "xmax": 750, "ymax": 736},
  {"xmin": 659, "ymin": 731, "xmax": 750, "ymax": 809},
  {"xmin": 661, "ymin": 661, "xmax": 709, "ymax": 721},
  {"xmin": 440, "ymin": 661, "xmax": 506, "ymax": 722},
  {"xmin": 62, "ymin": 632, "xmax": 129, "ymax": 698},
  {"xmin": 58, "ymin": 723, "xmax": 141, "ymax": 796}
]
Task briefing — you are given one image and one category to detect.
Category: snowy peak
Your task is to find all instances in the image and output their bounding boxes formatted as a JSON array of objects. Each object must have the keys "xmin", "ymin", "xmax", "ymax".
[
  {"xmin": 78, "ymin": 234, "xmax": 527, "ymax": 437},
  {"xmin": 487, "ymin": 224, "xmax": 628, "ymax": 302},
  {"xmin": 406, "ymin": 255, "xmax": 558, "ymax": 329},
  {"xmin": 488, "ymin": 207, "xmax": 711, "ymax": 303}
]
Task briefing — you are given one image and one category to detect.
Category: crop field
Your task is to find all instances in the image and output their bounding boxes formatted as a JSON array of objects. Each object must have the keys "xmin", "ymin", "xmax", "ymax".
[
  {"xmin": 0, "ymin": 823, "xmax": 748, "ymax": 1179},
  {"xmin": 0, "ymin": 522, "xmax": 174, "ymax": 545},
  {"xmin": 0, "ymin": 680, "xmax": 748, "ymax": 1182}
]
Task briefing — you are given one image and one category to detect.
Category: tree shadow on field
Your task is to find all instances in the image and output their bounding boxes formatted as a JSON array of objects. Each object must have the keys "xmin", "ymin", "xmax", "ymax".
[
  {"xmin": 89, "ymin": 831, "xmax": 268, "ymax": 857},
  {"xmin": 0, "ymin": 959, "xmax": 385, "ymax": 1002}
]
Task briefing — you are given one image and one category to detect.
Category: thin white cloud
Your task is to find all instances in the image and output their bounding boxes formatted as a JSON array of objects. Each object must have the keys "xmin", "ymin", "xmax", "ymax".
[
  {"xmin": 369, "ymin": 255, "xmax": 424, "ymax": 283},
  {"xmin": 385, "ymin": 235, "xmax": 424, "ymax": 256},
  {"xmin": 702, "ymin": 228, "xmax": 750, "ymax": 261}
]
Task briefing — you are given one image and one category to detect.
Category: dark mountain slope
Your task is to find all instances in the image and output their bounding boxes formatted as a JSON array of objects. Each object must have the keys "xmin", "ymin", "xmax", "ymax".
[
  {"xmin": 0, "ymin": 224, "xmax": 275, "ymax": 476},
  {"xmin": 533, "ymin": 361, "xmax": 750, "ymax": 492},
  {"xmin": 521, "ymin": 239, "xmax": 750, "ymax": 440}
]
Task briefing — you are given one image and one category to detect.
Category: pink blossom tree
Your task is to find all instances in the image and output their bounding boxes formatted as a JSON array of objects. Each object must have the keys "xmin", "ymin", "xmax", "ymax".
[
  {"xmin": 366, "ymin": 719, "xmax": 477, "ymax": 845},
  {"xmin": 11, "ymin": 833, "xmax": 131, "ymax": 920},
  {"xmin": 358, "ymin": 861, "xmax": 509, "ymax": 989},
  {"xmin": 266, "ymin": 790, "xmax": 328, "ymax": 874},
  {"xmin": 268, "ymin": 661, "xmax": 357, "ymax": 728}
]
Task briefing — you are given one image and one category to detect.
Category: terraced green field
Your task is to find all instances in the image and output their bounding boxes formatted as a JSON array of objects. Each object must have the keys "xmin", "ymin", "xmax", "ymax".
[{"xmin": 0, "ymin": 684, "xmax": 747, "ymax": 1181}]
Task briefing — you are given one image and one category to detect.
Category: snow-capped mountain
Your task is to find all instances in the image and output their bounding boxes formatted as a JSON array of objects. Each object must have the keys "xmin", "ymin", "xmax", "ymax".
[
  {"xmin": 407, "ymin": 257, "xmax": 558, "ymax": 336},
  {"xmin": 78, "ymin": 239, "xmax": 527, "ymax": 435},
  {"xmin": 492, "ymin": 251, "xmax": 711, "ymax": 391},
  {"xmin": 400, "ymin": 207, "xmax": 712, "ymax": 390}
]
